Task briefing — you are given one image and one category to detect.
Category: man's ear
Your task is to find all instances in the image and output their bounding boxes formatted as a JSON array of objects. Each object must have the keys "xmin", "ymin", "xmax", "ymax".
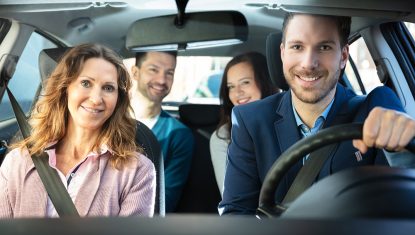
[
  {"xmin": 340, "ymin": 44, "xmax": 349, "ymax": 69},
  {"xmin": 131, "ymin": 65, "xmax": 139, "ymax": 80},
  {"xmin": 280, "ymin": 42, "xmax": 285, "ymax": 61}
]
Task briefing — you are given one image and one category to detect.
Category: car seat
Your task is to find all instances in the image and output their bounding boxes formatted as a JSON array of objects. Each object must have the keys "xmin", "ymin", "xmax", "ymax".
[
  {"xmin": 174, "ymin": 104, "xmax": 222, "ymax": 213},
  {"xmin": 266, "ymin": 32, "xmax": 288, "ymax": 91}
]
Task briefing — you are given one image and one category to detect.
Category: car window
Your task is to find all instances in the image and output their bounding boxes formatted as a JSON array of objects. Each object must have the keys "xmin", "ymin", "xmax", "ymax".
[
  {"xmin": 124, "ymin": 56, "xmax": 231, "ymax": 105},
  {"xmin": 346, "ymin": 37, "xmax": 382, "ymax": 95},
  {"xmin": 405, "ymin": 22, "xmax": 415, "ymax": 39},
  {"xmin": 172, "ymin": 56, "xmax": 231, "ymax": 104},
  {"xmin": 0, "ymin": 32, "xmax": 57, "ymax": 122}
]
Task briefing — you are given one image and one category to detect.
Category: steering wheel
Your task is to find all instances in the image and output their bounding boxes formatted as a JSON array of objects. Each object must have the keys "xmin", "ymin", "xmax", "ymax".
[{"xmin": 256, "ymin": 123, "xmax": 415, "ymax": 218}]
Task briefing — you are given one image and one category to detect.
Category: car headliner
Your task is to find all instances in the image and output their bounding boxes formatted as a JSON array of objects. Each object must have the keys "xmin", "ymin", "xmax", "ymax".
[{"xmin": 1, "ymin": 0, "xmax": 415, "ymax": 58}]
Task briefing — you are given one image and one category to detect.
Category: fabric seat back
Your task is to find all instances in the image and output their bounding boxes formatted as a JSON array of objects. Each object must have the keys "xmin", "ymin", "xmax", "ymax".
[{"xmin": 174, "ymin": 104, "xmax": 221, "ymax": 213}]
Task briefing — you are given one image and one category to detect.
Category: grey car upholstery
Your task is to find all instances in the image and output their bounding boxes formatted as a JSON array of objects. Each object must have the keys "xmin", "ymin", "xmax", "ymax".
[
  {"xmin": 266, "ymin": 32, "xmax": 288, "ymax": 90},
  {"xmin": 174, "ymin": 103, "xmax": 222, "ymax": 213}
]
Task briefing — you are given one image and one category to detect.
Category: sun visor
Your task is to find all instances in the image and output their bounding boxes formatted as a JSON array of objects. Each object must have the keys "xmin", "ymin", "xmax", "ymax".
[{"xmin": 126, "ymin": 11, "xmax": 248, "ymax": 52}]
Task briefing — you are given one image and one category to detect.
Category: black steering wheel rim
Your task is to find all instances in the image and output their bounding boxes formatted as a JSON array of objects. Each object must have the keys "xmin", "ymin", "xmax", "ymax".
[{"xmin": 257, "ymin": 123, "xmax": 415, "ymax": 218}]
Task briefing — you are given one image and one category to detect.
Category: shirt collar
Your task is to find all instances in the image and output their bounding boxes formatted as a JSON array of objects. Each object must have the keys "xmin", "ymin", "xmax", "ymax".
[
  {"xmin": 292, "ymin": 96, "xmax": 335, "ymax": 129},
  {"xmin": 44, "ymin": 142, "xmax": 111, "ymax": 158}
]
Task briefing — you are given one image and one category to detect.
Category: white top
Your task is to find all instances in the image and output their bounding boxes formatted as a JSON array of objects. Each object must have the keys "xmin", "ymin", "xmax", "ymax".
[
  {"xmin": 138, "ymin": 114, "xmax": 160, "ymax": 129},
  {"xmin": 209, "ymin": 124, "xmax": 230, "ymax": 197}
]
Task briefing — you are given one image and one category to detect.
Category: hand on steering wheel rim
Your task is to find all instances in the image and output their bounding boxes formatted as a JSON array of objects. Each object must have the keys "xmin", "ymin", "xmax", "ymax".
[{"xmin": 256, "ymin": 123, "xmax": 415, "ymax": 218}]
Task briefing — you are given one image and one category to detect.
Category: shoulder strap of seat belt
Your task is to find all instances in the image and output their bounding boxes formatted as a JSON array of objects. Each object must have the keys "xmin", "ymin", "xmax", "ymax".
[
  {"xmin": 6, "ymin": 87, "xmax": 79, "ymax": 217},
  {"xmin": 282, "ymin": 95, "xmax": 366, "ymax": 206}
]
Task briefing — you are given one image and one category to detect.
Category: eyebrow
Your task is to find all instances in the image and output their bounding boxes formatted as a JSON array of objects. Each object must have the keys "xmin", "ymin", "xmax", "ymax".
[
  {"xmin": 79, "ymin": 75, "xmax": 95, "ymax": 81},
  {"xmin": 227, "ymin": 77, "xmax": 253, "ymax": 85},
  {"xmin": 79, "ymin": 76, "xmax": 117, "ymax": 86},
  {"xmin": 238, "ymin": 77, "xmax": 253, "ymax": 81},
  {"xmin": 286, "ymin": 40, "xmax": 337, "ymax": 45},
  {"xmin": 286, "ymin": 40, "xmax": 304, "ymax": 44},
  {"xmin": 148, "ymin": 63, "xmax": 175, "ymax": 72},
  {"xmin": 319, "ymin": 40, "xmax": 336, "ymax": 45},
  {"xmin": 147, "ymin": 63, "xmax": 160, "ymax": 68}
]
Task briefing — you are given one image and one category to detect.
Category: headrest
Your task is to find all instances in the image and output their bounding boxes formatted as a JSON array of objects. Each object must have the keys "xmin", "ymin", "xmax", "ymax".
[
  {"xmin": 266, "ymin": 32, "xmax": 288, "ymax": 91},
  {"xmin": 38, "ymin": 47, "xmax": 71, "ymax": 81},
  {"xmin": 179, "ymin": 104, "xmax": 220, "ymax": 127}
]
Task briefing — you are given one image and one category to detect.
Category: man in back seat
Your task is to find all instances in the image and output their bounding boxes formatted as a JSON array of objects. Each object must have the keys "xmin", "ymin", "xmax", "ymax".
[{"xmin": 130, "ymin": 51, "xmax": 194, "ymax": 213}]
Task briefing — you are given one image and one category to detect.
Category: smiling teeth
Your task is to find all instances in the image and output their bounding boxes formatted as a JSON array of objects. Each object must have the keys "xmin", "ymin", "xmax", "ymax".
[
  {"xmin": 300, "ymin": 76, "xmax": 319, "ymax": 81},
  {"xmin": 83, "ymin": 107, "xmax": 100, "ymax": 113},
  {"xmin": 151, "ymin": 85, "xmax": 165, "ymax": 91},
  {"xmin": 238, "ymin": 98, "xmax": 249, "ymax": 104}
]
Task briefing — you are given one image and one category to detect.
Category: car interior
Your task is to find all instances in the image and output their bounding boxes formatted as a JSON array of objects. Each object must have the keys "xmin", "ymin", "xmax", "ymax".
[{"xmin": 0, "ymin": 0, "xmax": 415, "ymax": 234}]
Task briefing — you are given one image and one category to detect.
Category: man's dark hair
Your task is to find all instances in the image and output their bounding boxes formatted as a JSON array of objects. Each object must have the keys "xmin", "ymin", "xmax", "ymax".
[
  {"xmin": 281, "ymin": 12, "xmax": 351, "ymax": 48},
  {"xmin": 135, "ymin": 51, "xmax": 178, "ymax": 67}
]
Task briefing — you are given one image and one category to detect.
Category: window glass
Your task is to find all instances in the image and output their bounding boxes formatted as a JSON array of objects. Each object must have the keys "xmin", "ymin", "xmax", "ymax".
[
  {"xmin": 124, "ymin": 56, "xmax": 231, "ymax": 105},
  {"xmin": 405, "ymin": 22, "xmax": 415, "ymax": 39},
  {"xmin": 346, "ymin": 37, "xmax": 382, "ymax": 95},
  {"xmin": 0, "ymin": 32, "xmax": 56, "ymax": 122}
]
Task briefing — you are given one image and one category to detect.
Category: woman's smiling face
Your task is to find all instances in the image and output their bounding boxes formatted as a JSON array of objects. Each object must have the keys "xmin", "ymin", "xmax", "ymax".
[
  {"xmin": 227, "ymin": 62, "xmax": 262, "ymax": 106},
  {"xmin": 67, "ymin": 57, "xmax": 119, "ymax": 132}
]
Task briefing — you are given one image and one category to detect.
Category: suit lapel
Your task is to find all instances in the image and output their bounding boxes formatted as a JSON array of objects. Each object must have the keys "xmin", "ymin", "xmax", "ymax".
[
  {"xmin": 274, "ymin": 91, "xmax": 301, "ymax": 154},
  {"xmin": 274, "ymin": 91, "xmax": 303, "ymax": 189},
  {"xmin": 324, "ymin": 84, "xmax": 355, "ymax": 127},
  {"xmin": 317, "ymin": 84, "xmax": 357, "ymax": 176},
  {"xmin": 272, "ymin": 85, "xmax": 356, "ymax": 193},
  {"xmin": 273, "ymin": 85, "xmax": 356, "ymax": 152}
]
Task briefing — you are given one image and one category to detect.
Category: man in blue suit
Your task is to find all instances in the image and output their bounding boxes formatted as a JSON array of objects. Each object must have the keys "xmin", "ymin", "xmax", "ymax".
[{"xmin": 219, "ymin": 13, "xmax": 415, "ymax": 215}]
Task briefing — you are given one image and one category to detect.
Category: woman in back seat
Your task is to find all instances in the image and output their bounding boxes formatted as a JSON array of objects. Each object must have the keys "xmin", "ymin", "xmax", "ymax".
[{"xmin": 210, "ymin": 52, "xmax": 279, "ymax": 196}]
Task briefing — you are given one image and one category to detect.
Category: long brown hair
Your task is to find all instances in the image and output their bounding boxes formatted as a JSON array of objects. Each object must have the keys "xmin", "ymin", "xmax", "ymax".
[
  {"xmin": 216, "ymin": 51, "xmax": 278, "ymax": 139},
  {"xmin": 16, "ymin": 43, "xmax": 139, "ymax": 168}
]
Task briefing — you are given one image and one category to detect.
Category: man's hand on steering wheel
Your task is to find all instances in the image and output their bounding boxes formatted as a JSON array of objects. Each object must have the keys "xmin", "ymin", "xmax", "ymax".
[{"xmin": 353, "ymin": 107, "xmax": 415, "ymax": 154}]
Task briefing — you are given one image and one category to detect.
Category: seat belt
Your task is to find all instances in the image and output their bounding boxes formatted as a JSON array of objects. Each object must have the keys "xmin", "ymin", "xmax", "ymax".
[
  {"xmin": 282, "ymin": 95, "xmax": 366, "ymax": 205},
  {"xmin": 6, "ymin": 87, "xmax": 79, "ymax": 217}
]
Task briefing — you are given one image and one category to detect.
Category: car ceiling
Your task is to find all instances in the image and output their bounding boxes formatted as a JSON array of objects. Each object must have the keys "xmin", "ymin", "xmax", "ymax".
[{"xmin": 0, "ymin": 0, "xmax": 415, "ymax": 58}]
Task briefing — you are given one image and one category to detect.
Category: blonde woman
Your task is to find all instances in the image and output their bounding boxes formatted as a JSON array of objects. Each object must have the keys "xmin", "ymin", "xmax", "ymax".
[{"xmin": 0, "ymin": 44, "xmax": 155, "ymax": 218}]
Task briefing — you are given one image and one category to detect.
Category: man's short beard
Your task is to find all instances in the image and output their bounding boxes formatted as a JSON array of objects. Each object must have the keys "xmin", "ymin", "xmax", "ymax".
[{"xmin": 285, "ymin": 68, "xmax": 340, "ymax": 104}]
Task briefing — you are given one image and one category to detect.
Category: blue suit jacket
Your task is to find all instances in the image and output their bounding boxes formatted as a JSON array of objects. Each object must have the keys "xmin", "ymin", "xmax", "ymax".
[{"xmin": 219, "ymin": 84, "xmax": 405, "ymax": 215}]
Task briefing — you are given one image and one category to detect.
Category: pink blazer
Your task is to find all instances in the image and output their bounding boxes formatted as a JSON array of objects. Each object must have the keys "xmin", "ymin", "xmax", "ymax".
[{"xmin": 0, "ymin": 148, "xmax": 156, "ymax": 218}]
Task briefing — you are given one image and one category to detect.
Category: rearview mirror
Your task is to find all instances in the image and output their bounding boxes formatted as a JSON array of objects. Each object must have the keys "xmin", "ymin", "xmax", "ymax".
[{"xmin": 126, "ymin": 11, "xmax": 248, "ymax": 52}]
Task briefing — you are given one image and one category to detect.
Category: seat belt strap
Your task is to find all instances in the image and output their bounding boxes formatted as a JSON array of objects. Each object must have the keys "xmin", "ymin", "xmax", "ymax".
[
  {"xmin": 6, "ymin": 87, "xmax": 79, "ymax": 217},
  {"xmin": 282, "ymin": 95, "xmax": 366, "ymax": 205},
  {"xmin": 282, "ymin": 144, "xmax": 338, "ymax": 205}
]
